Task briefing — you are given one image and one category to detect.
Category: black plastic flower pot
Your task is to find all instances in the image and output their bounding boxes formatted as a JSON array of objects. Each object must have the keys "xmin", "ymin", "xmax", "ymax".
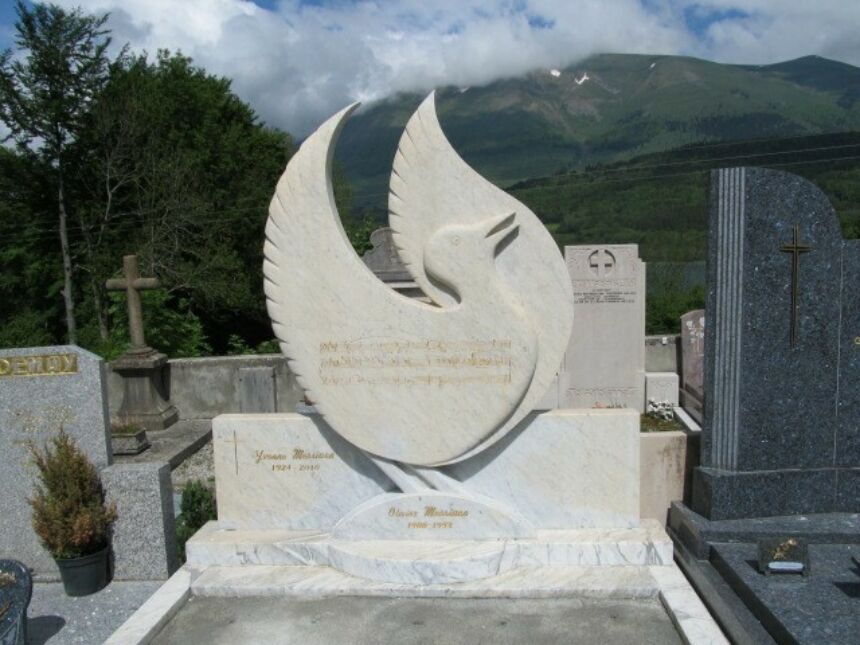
[{"xmin": 55, "ymin": 547, "xmax": 110, "ymax": 597}]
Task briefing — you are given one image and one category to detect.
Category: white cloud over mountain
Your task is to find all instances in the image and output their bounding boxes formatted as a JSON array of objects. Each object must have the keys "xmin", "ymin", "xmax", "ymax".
[{"xmin": 49, "ymin": 1, "xmax": 860, "ymax": 136}]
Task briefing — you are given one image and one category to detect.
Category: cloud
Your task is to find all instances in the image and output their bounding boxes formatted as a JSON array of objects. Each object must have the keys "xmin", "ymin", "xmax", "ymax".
[{"xmin": 46, "ymin": 1, "xmax": 860, "ymax": 136}]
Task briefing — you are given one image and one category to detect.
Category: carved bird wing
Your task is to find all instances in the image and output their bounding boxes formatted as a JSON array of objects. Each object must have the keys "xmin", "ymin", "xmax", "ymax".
[
  {"xmin": 264, "ymin": 104, "xmax": 421, "ymax": 410},
  {"xmin": 388, "ymin": 92, "xmax": 574, "ymax": 459},
  {"xmin": 264, "ymin": 103, "xmax": 541, "ymax": 466}
]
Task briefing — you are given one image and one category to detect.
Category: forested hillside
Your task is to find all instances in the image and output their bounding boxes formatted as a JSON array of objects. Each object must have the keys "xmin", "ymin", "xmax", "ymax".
[
  {"xmin": 2, "ymin": 4, "xmax": 859, "ymax": 351},
  {"xmin": 338, "ymin": 54, "xmax": 860, "ymax": 214}
]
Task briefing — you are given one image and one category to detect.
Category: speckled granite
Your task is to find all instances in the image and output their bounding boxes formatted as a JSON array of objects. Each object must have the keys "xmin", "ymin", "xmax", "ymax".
[
  {"xmin": 711, "ymin": 542, "xmax": 860, "ymax": 645},
  {"xmin": 668, "ymin": 502, "xmax": 860, "ymax": 559},
  {"xmin": 0, "ymin": 346, "xmax": 111, "ymax": 578},
  {"xmin": 102, "ymin": 462, "xmax": 179, "ymax": 580},
  {"xmin": 697, "ymin": 168, "xmax": 860, "ymax": 520},
  {"xmin": 837, "ymin": 240, "xmax": 860, "ymax": 469}
]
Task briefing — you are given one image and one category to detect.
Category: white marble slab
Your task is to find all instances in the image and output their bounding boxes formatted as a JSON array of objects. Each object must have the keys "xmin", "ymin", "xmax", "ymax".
[
  {"xmin": 103, "ymin": 567, "xmax": 193, "ymax": 645},
  {"xmin": 645, "ymin": 372, "xmax": 679, "ymax": 406},
  {"xmin": 186, "ymin": 520, "xmax": 673, "ymax": 584},
  {"xmin": 191, "ymin": 563, "xmax": 659, "ymax": 599},
  {"xmin": 448, "ymin": 409, "xmax": 640, "ymax": 528},
  {"xmin": 213, "ymin": 414, "xmax": 393, "ymax": 530},
  {"xmin": 214, "ymin": 410, "xmax": 639, "ymax": 532},
  {"xmin": 332, "ymin": 492, "xmax": 533, "ymax": 540},
  {"xmin": 651, "ymin": 564, "xmax": 730, "ymax": 645}
]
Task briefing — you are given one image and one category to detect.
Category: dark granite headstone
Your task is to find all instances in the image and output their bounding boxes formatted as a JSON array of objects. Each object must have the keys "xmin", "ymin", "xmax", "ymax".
[
  {"xmin": 0, "ymin": 560, "xmax": 32, "ymax": 645},
  {"xmin": 693, "ymin": 167, "xmax": 860, "ymax": 520},
  {"xmin": 679, "ymin": 309, "xmax": 705, "ymax": 423}
]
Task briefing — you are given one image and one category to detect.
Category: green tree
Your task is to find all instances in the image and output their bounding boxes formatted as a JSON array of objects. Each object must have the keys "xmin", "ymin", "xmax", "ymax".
[
  {"xmin": 0, "ymin": 1, "xmax": 112, "ymax": 343},
  {"xmin": 74, "ymin": 51, "xmax": 292, "ymax": 353}
]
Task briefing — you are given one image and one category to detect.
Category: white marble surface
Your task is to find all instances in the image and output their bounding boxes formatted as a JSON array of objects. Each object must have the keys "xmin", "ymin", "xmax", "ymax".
[
  {"xmin": 191, "ymin": 563, "xmax": 659, "ymax": 599},
  {"xmin": 103, "ymin": 567, "xmax": 193, "ymax": 645},
  {"xmin": 328, "ymin": 540, "xmax": 508, "ymax": 584},
  {"xmin": 332, "ymin": 492, "xmax": 533, "ymax": 539},
  {"xmin": 448, "ymin": 409, "xmax": 640, "ymax": 529},
  {"xmin": 651, "ymin": 564, "xmax": 730, "ymax": 645},
  {"xmin": 645, "ymin": 372, "xmax": 679, "ymax": 406},
  {"xmin": 674, "ymin": 406, "xmax": 701, "ymax": 432},
  {"xmin": 186, "ymin": 520, "xmax": 673, "ymax": 584},
  {"xmin": 263, "ymin": 93, "xmax": 573, "ymax": 466},
  {"xmin": 562, "ymin": 244, "xmax": 646, "ymax": 411},
  {"xmin": 213, "ymin": 410, "xmax": 639, "ymax": 532},
  {"xmin": 639, "ymin": 431, "xmax": 688, "ymax": 524},
  {"xmin": 213, "ymin": 414, "xmax": 392, "ymax": 530}
]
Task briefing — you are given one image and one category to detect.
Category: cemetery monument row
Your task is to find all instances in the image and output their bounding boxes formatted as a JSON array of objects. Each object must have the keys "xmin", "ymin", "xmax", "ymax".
[{"xmin": 185, "ymin": 93, "xmax": 684, "ymax": 590}]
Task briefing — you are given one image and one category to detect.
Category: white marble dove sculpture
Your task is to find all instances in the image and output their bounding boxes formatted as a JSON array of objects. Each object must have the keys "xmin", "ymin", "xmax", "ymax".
[{"xmin": 264, "ymin": 92, "xmax": 573, "ymax": 466}]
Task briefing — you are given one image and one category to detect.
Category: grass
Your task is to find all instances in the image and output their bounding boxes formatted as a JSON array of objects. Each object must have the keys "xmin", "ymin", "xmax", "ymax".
[{"xmin": 640, "ymin": 414, "xmax": 684, "ymax": 433}]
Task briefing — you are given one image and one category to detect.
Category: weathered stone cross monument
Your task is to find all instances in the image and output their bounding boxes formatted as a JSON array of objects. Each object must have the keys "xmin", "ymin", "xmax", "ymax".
[
  {"xmin": 106, "ymin": 254, "xmax": 178, "ymax": 433},
  {"xmin": 106, "ymin": 255, "xmax": 161, "ymax": 353}
]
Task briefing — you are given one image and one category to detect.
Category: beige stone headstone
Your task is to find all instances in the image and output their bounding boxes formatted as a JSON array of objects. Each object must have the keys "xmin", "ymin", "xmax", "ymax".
[{"xmin": 562, "ymin": 244, "xmax": 645, "ymax": 411}]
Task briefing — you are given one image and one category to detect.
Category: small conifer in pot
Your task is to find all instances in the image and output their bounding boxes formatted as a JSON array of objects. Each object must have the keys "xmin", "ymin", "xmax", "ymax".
[{"xmin": 28, "ymin": 430, "xmax": 117, "ymax": 596}]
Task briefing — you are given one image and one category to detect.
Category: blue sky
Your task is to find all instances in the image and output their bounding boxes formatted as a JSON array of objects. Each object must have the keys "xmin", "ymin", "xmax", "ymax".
[{"xmin": 1, "ymin": 1, "xmax": 858, "ymax": 135}]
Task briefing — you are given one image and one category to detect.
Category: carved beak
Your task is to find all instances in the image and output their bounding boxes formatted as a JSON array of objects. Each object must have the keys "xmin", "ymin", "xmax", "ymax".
[{"xmin": 484, "ymin": 212, "xmax": 519, "ymax": 248}]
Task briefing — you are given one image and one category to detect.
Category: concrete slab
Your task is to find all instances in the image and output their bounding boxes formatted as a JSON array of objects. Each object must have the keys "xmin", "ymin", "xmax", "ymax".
[
  {"xmin": 27, "ymin": 580, "xmax": 161, "ymax": 645},
  {"xmin": 150, "ymin": 596, "xmax": 683, "ymax": 645},
  {"xmin": 115, "ymin": 418, "xmax": 211, "ymax": 470}
]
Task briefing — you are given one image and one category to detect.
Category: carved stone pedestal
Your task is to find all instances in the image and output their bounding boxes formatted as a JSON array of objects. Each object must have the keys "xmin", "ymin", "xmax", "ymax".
[{"xmin": 111, "ymin": 348, "xmax": 178, "ymax": 432}]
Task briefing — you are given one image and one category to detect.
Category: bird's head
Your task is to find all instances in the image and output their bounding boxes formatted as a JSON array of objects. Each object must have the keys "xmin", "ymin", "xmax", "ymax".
[{"xmin": 423, "ymin": 212, "xmax": 519, "ymax": 301}]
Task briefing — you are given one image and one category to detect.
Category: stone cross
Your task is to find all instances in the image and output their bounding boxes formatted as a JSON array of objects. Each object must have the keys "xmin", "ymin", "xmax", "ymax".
[{"xmin": 106, "ymin": 255, "xmax": 160, "ymax": 352}]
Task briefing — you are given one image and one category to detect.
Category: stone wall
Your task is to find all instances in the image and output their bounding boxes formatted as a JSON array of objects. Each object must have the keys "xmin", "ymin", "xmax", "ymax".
[
  {"xmin": 107, "ymin": 354, "xmax": 303, "ymax": 420},
  {"xmin": 106, "ymin": 342, "xmax": 679, "ymax": 422},
  {"xmin": 645, "ymin": 334, "xmax": 679, "ymax": 373}
]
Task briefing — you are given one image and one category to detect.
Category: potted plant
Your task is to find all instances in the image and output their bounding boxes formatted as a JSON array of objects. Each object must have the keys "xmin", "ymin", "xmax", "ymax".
[{"xmin": 28, "ymin": 430, "xmax": 117, "ymax": 596}]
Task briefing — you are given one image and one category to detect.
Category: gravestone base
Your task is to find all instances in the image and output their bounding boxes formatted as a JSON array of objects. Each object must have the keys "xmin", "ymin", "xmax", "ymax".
[
  {"xmin": 691, "ymin": 466, "xmax": 860, "ymax": 520},
  {"xmin": 186, "ymin": 520, "xmax": 673, "ymax": 586},
  {"xmin": 111, "ymin": 428, "xmax": 151, "ymax": 455},
  {"xmin": 111, "ymin": 350, "xmax": 179, "ymax": 432},
  {"xmin": 193, "ymin": 409, "xmax": 667, "ymax": 587},
  {"xmin": 668, "ymin": 501, "xmax": 860, "ymax": 643}
]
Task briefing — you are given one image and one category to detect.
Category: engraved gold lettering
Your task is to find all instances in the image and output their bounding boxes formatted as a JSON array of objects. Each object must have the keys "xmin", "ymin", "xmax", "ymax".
[
  {"xmin": 424, "ymin": 506, "xmax": 469, "ymax": 518},
  {"xmin": 0, "ymin": 353, "xmax": 79, "ymax": 378},
  {"xmin": 388, "ymin": 506, "xmax": 418, "ymax": 518},
  {"xmin": 292, "ymin": 448, "xmax": 334, "ymax": 460},
  {"xmin": 254, "ymin": 450, "xmax": 288, "ymax": 464}
]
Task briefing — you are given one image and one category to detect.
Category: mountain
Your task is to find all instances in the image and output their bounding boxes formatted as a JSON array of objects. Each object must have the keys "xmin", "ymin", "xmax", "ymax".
[{"xmin": 335, "ymin": 54, "xmax": 860, "ymax": 212}]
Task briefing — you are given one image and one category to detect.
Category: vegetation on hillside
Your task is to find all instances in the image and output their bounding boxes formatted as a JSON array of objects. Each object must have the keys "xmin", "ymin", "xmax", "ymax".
[
  {"xmin": 2, "ymin": 4, "xmax": 859, "ymax": 348},
  {"xmin": 507, "ymin": 131, "xmax": 860, "ymax": 332},
  {"xmin": 0, "ymin": 2, "xmax": 360, "ymax": 355}
]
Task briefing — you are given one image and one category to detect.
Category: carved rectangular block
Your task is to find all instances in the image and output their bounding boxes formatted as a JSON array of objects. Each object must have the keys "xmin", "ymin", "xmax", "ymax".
[{"xmin": 562, "ymin": 245, "xmax": 646, "ymax": 411}]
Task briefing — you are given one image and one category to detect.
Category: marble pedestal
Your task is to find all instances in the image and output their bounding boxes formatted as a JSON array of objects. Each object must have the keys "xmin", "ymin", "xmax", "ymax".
[
  {"xmin": 111, "ymin": 349, "xmax": 178, "ymax": 432},
  {"xmin": 186, "ymin": 409, "xmax": 669, "ymax": 586}
]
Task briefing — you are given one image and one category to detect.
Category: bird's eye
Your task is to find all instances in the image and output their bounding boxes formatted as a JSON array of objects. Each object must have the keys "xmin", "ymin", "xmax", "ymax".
[{"xmin": 451, "ymin": 236, "xmax": 460, "ymax": 246}]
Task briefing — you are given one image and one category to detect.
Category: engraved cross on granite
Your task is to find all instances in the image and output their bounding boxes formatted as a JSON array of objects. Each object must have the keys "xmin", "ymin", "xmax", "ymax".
[
  {"xmin": 779, "ymin": 224, "xmax": 812, "ymax": 347},
  {"xmin": 106, "ymin": 255, "xmax": 160, "ymax": 354}
]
